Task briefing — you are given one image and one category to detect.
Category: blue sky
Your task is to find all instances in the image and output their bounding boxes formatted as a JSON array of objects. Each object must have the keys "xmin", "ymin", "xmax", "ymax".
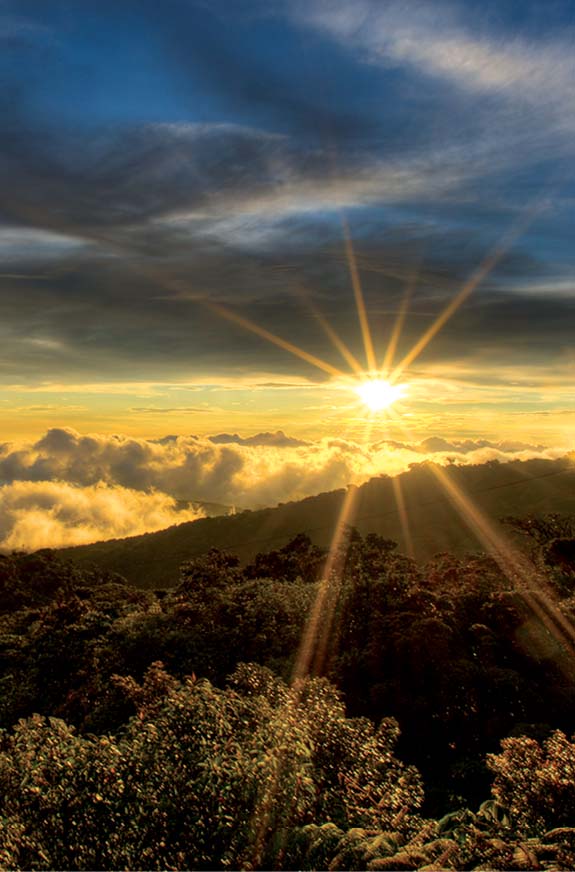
[{"xmin": 0, "ymin": 0, "xmax": 574, "ymax": 444}]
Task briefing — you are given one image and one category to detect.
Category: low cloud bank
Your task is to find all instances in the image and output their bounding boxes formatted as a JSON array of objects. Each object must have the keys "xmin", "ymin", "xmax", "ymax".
[
  {"xmin": 0, "ymin": 428, "xmax": 566, "ymax": 550},
  {"xmin": 0, "ymin": 481, "xmax": 203, "ymax": 551}
]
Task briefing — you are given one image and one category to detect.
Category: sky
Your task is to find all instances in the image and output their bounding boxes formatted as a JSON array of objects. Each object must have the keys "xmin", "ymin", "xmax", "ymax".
[{"xmin": 0, "ymin": 0, "xmax": 574, "ymax": 547}]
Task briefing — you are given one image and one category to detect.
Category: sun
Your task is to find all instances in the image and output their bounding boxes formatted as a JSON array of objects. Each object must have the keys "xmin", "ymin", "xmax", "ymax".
[{"xmin": 354, "ymin": 377, "xmax": 405, "ymax": 412}]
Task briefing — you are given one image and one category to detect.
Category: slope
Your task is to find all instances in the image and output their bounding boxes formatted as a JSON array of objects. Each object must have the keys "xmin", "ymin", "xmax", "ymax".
[{"xmin": 58, "ymin": 456, "xmax": 575, "ymax": 588}]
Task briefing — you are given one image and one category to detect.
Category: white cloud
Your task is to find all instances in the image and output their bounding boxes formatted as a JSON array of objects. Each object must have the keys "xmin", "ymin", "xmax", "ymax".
[
  {"xmin": 0, "ymin": 427, "xmax": 568, "ymax": 550},
  {"xmin": 508, "ymin": 277, "xmax": 575, "ymax": 298},
  {"xmin": 0, "ymin": 480, "xmax": 203, "ymax": 551},
  {"xmin": 153, "ymin": 1, "xmax": 574, "ymax": 232},
  {"xmin": 294, "ymin": 0, "xmax": 575, "ymax": 130},
  {"xmin": 158, "ymin": 147, "xmax": 478, "ymax": 228}
]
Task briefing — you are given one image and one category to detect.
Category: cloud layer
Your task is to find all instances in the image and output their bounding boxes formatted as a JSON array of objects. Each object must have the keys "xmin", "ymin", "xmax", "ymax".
[
  {"xmin": 0, "ymin": 427, "xmax": 567, "ymax": 550},
  {"xmin": 0, "ymin": 480, "xmax": 203, "ymax": 551}
]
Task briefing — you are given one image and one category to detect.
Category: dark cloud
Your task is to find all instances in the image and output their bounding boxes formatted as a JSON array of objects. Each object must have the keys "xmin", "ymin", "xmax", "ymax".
[
  {"xmin": 0, "ymin": 0, "xmax": 573, "ymax": 388},
  {"xmin": 0, "ymin": 226, "xmax": 573, "ymax": 385},
  {"xmin": 0, "ymin": 120, "xmax": 307, "ymax": 234}
]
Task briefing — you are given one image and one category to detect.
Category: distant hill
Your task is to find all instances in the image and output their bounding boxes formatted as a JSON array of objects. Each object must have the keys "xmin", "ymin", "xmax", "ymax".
[{"xmin": 59, "ymin": 456, "xmax": 575, "ymax": 588}]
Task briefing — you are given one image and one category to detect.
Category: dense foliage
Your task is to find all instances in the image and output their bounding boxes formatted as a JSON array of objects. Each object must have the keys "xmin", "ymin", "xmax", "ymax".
[
  {"xmin": 0, "ymin": 515, "xmax": 574, "ymax": 869},
  {"xmin": 0, "ymin": 663, "xmax": 424, "ymax": 869}
]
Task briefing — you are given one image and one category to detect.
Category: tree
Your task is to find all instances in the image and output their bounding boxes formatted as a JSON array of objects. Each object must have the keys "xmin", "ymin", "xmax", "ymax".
[
  {"xmin": 0, "ymin": 662, "xmax": 424, "ymax": 870},
  {"xmin": 244, "ymin": 534, "xmax": 325, "ymax": 584}
]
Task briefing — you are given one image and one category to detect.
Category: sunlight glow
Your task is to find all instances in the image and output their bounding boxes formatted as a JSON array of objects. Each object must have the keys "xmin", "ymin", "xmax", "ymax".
[{"xmin": 354, "ymin": 377, "xmax": 404, "ymax": 412}]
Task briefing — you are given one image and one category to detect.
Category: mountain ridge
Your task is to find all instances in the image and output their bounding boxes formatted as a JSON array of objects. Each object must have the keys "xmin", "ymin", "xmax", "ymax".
[{"xmin": 58, "ymin": 455, "xmax": 575, "ymax": 588}]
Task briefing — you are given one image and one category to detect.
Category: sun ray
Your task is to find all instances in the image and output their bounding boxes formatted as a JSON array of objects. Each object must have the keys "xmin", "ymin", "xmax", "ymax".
[
  {"xmin": 379, "ymin": 411, "xmax": 575, "ymax": 671},
  {"xmin": 251, "ymin": 415, "xmax": 375, "ymax": 866},
  {"xmin": 292, "ymin": 407, "xmax": 374, "ymax": 683},
  {"xmin": 7, "ymin": 201, "xmax": 351, "ymax": 386},
  {"xmin": 200, "ymin": 298, "xmax": 344, "ymax": 379},
  {"xmin": 305, "ymin": 469, "xmax": 376, "ymax": 676},
  {"xmin": 307, "ymin": 297, "xmax": 364, "ymax": 374},
  {"xmin": 292, "ymin": 484, "xmax": 359, "ymax": 681},
  {"xmin": 341, "ymin": 216, "xmax": 377, "ymax": 372},
  {"xmin": 430, "ymin": 464, "xmax": 575, "ymax": 669},
  {"xmin": 390, "ymin": 201, "xmax": 549, "ymax": 383},
  {"xmin": 382, "ymin": 261, "xmax": 419, "ymax": 372},
  {"xmin": 392, "ymin": 475, "xmax": 415, "ymax": 560}
]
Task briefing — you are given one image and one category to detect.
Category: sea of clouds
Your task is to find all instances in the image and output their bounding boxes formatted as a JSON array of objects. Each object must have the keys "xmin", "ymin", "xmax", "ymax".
[{"xmin": 0, "ymin": 428, "xmax": 565, "ymax": 551}]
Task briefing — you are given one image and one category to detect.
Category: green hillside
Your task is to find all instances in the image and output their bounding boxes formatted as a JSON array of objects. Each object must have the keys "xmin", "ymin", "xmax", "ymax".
[{"xmin": 58, "ymin": 456, "xmax": 575, "ymax": 588}]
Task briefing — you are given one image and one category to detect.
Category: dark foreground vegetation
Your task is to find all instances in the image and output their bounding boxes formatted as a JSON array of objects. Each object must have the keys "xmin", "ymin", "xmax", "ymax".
[{"xmin": 1, "ymin": 514, "xmax": 575, "ymax": 869}]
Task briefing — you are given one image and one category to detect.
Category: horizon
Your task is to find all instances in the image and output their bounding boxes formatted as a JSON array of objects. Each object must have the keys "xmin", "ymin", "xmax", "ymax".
[{"xmin": 0, "ymin": 426, "xmax": 571, "ymax": 551}]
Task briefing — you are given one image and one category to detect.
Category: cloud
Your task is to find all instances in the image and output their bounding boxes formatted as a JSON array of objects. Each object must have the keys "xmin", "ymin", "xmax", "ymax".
[
  {"xmin": 293, "ymin": 0, "xmax": 575, "ymax": 128},
  {"xmin": 0, "ymin": 480, "xmax": 203, "ymax": 551},
  {"xmin": 0, "ymin": 220, "xmax": 572, "ymax": 390},
  {"xmin": 209, "ymin": 430, "xmax": 309, "ymax": 447},
  {"xmin": 0, "ymin": 0, "xmax": 572, "ymax": 401},
  {"xmin": 0, "ymin": 114, "xmax": 490, "ymax": 253},
  {"xmin": 0, "ymin": 226, "xmax": 89, "ymax": 262},
  {"xmin": 0, "ymin": 427, "xmax": 355, "ymax": 507},
  {"xmin": 0, "ymin": 427, "xmax": 568, "ymax": 550},
  {"xmin": 130, "ymin": 407, "xmax": 206, "ymax": 414},
  {"xmin": 376, "ymin": 436, "xmax": 546, "ymax": 455},
  {"xmin": 0, "ymin": 121, "xmax": 300, "ymax": 234}
]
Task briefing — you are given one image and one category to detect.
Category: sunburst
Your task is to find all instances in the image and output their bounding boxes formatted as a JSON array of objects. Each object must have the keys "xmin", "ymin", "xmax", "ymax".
[
  {"xmin": 353, "ymin": 376, "xmax": 405, "ymax": 412},
  {"xmin": 161, "ymin": 203, "xmax": 550, "ymax": 693},
  {"xmin": 184, "ymin": 203, "xmax": 565, "ymax": 857}
]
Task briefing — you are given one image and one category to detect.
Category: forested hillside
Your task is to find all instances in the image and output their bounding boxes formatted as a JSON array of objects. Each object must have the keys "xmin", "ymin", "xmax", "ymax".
[
  {"xmin": 1, "ymin": 515, "xmax": 575, "ymax": 869},
  {"xmin": 58, "ymin": 456, "xmax": 575, "ymax": 588}
]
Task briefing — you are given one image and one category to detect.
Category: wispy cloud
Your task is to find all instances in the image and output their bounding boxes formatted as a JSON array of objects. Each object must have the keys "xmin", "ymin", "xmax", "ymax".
[
  {"xmin": 0, "ymin": 227, "xmax": 88, "ymax": 262},
  {"xmin": 294, "ymin": 0, "xmax": 575, "ymax": 125},
  {"xmin": 130, "ymin": 406, "xmax": 206, "ymax": 414},
  {"xmin": 0, "ymin": 8, "xmax": 53, "ymax": 45}
]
